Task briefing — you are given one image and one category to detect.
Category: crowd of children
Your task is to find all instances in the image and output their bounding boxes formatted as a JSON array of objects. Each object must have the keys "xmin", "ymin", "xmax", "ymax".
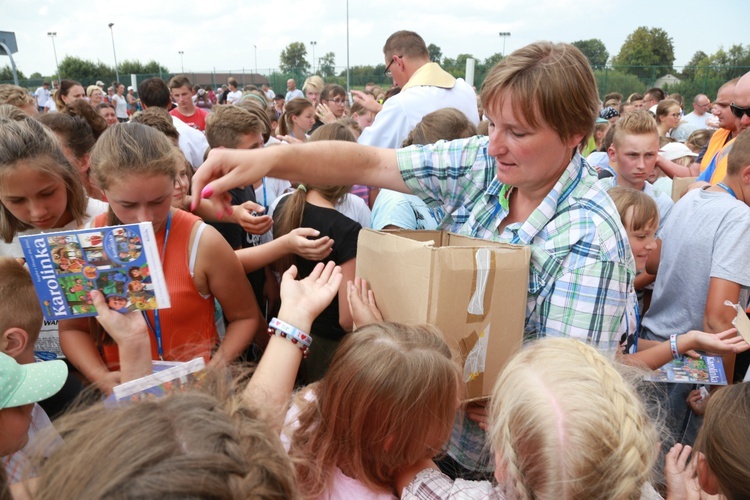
[{"xmin": 1, "ymin": 35, "xmax": 750, "ymax": 499}]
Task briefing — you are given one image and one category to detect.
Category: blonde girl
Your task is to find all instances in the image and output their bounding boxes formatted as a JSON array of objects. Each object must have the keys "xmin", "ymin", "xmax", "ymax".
[
  {"xmin": 58, "ymin": 123, "xmax": 263, "ymax": 395},
  {"xmin": 400, "ymin": 338, "xmax": 661, "ymax": 499},
  {"xmin": 287, "ymin": 322, "xmax": 461, "ymax": 499},
  {"xmin": 278, "ymin": 97, "xmax": 315, "ymax": 140},
  {"xmin": 0, "ymin": 106, "xmax": 107, "ymax": 259}
]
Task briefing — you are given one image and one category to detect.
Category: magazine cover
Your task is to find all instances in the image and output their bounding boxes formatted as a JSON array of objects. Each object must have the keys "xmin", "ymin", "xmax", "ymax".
[
  {"xmin": 107, "ymin": 357, "xmax": 207, "ymax": 405},
  {"xmin": 645, "ymin": 355, "xmax": 728, "ymax": 385},
  {"xmin": 20, "ymin": 222, "xmax": 170, "ymax": 321}
]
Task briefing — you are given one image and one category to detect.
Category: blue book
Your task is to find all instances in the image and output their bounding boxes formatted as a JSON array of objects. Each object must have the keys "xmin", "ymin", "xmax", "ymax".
[
  {"xmin": 20, "ymin": 222, "xmax": 170, "ymax": 320},
  {"xmin": 645, "ymin": 354, "xmax": 728, "ymax": 385}
]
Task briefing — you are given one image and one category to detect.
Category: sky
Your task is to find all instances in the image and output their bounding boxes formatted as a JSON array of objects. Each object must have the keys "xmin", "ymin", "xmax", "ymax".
[{"xmin": 1, "ymin": 0, "xmax": 747, "ymax": 79}]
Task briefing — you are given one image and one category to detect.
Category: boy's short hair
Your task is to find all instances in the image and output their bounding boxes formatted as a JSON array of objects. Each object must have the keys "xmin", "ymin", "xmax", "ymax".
[
  {"xmin": 728, "ymin": 129, "xmax": 750, "ymax": 176},
  {"xmin": 168, "ymin": 75, "xmax": 192, "ymax": 91},
  {"xmin": 137, "ymin": 78, "xmax": 171, "ymax": 108},
  {"xmin": 611, "ymin": 110, "xmax": 658, "ymax": 148},
  {"xmin": 0, "ymin": 258, "xmax": 43, "ymax": 343},
  {"xmin": 644, "ymin": 87, "xmax": 665, "ymax": 102},
  {"xmin": 205, "ymin": 105, "xmax": 263, "ymax": 149},
  {"xmin": 130, "ymin": 107, "xmax": 180, "ymax": 144},
  {"xmin": 383, "ymin": 30, "xmax": 429, "ymax": 59},
  {"xmin": 227, "ymin": 77, "xmax": 239, "ymax": 88},
  {"xmin": 603, "ymin": 92, "xmax": 623, "ymax": 104}
]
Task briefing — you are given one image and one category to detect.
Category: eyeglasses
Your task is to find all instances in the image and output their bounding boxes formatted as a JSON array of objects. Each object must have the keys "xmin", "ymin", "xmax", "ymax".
[
  {"xmin": 328, "ymin": 98, "xmax": 347, "ymax": 105},
  {"xmin": 730, "ymin": 102, "xmax": 750, "ymax": 119},
  {"xmin": 384, "ymin": 55, "xmax": 402, "ymax": 77},
  {"xmin": 669, "ymin": 113, "xmax": 682, "ymax": 119}
]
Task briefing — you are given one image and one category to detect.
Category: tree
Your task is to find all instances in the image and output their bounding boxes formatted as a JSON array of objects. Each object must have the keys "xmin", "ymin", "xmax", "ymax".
[
  {"xmin": 58, "ymin": 56, "xmax": 105, "ymax": 81},
  {"xmin": 30, "ymin": 71, "xmax": 42, "ymax": 79},
  {"xmin": 681, "ymin": 50, "xmax": 709, "ymax": 80},
  {"xmin": 319, "ymin": 52, "xmax": 336, "ymax": 78},
  {"xmin": 428, "ymin": 43, "xmax": 442, "ymax": 63},
  {"xmin": 119, "ymin": 59, "xmax": 169, "ymax": 76},
  {"xmin": 612, "ymin": 27, "xmax": 675, "ymax": 81},
  {"xmin": 0, "ymin": 65, "xmax": 25, "ymax": 81},
  {"xmin": 280, "ymin": 42, "xmax": 310, "ymax": 74},
  {"xmin": 443, "ymin": 53, "xmax": 476, "ymax": 78},
  {"xmin": 571, "ymin": 39, "xmax": 609, "ymax": 68},
  {"xmin": 483, "ymin": 52, "xmax": 504, "ymax": 69}
]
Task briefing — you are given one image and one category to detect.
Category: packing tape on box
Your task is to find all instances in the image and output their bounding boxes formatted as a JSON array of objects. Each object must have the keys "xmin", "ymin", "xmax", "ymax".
[
  {"xmin": 468, "ymin": 248, "xmax": 491, "ymax": 315},
  {"xmin": 725, "ymin": 300, "xmax": 750, "ymax": 343}
]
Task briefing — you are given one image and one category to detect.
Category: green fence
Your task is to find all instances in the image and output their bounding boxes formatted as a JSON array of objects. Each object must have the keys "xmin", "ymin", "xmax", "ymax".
[{"xmin": 4, "ymin": 64, "xmax": 749, "ymax": 113}]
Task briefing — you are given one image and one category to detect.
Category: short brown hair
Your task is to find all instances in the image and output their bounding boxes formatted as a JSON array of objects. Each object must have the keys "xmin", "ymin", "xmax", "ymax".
[
  {"xmin": 205, "ymin": 105, "xmax": 263, "ymax": 149},
  {"xmin": 168, "ymin": 75, "xmax": 192, "ymax": 91},
  {"xmin": 383, "ymin": 30, "xmax": 429, "ymax": 59},
  {"xmin": 480, "ymin": 42, "xmax": 599, "ymax": 143},
  {"xmin": 227, "ymin": 77, "xmax": 239, "ymax": 88},
  {"xmin": 403, "ymin": 108, "xmax": 478, "ymax": 147},
  {"xmin": 320, "ymin": 84, "xmax": 346, "ymax": 103},
  {"xmin": 0, "ymin": 257, "xmax": 42, "ymax": 342},
  {"xmin": 728, "ymin": 128, "xmax": 750, "ymax": 176},
  {"xmin": 611, "ymin": 110, "xmax": 658, "ymax": 148},
  {"xmin": 130, "ymin": 107, "xmax": 180, "ymax": 145}
]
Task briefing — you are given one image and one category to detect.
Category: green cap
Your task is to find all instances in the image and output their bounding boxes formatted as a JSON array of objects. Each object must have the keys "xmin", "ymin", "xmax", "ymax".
[{"xmin": 0, "ymin": 352, "xmax": 67, "ymax": 409}]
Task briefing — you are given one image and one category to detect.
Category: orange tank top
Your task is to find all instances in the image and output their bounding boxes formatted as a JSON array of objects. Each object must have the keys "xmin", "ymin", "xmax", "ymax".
[{"xmin": 96, "ymin": 210, "xmax": 218, "ymax": 368}]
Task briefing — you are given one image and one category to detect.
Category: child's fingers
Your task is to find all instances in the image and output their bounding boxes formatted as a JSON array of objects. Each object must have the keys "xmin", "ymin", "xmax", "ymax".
[
  {"xmin": 282, "ymin": 265, "xmax": 299, "ymax": 283},
  {"xmin": 676, "ymin": 444, "xmax": 692, "ymax": 469}
]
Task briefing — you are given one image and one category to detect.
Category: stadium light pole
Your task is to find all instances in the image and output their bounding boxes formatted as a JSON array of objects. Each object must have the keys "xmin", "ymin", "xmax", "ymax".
[
  {"xmin": 108, "ymin": 23, "xmax": 120, "ymax": 83},
  {"xmin": 178, "ymin": 51, "xmax": 184, "ymax": 73},
  {"xmin": 254, "ymin": 45, "xmax": 258, "ymax": 84},
  {"xmin": 499, "ymin": 32, "xmax": 511, "ymax": 57},
  {"xmin": 47, "ymin": 32, "xmax": 60, "ymax": 84},
  {"xmin": 310, "ymin": 41, "xmax": 317, "ymax": 74}
]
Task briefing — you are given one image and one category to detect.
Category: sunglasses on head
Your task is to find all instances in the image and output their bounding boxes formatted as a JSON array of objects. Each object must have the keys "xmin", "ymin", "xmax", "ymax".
[{"xmin": 730, "ymin": 102, "xmax": 750, "ymax": 119}]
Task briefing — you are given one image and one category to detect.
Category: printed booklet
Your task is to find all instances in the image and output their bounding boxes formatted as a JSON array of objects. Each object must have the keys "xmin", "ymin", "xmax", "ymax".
[
  {"xmin": 20, "ymin": 222, "xmax": 170, "ymax": 321},
  {"xmin": 645, "ymin": 355, "xmax": 728, "ymax": 385}
]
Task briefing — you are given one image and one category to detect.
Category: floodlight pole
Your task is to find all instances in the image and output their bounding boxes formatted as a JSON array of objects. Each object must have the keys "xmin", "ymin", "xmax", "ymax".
[
  {"xmin": 178, "ymin": 51, "xmax": 184, "ymax": 73},
  {"xmin": 108, "ymin": 23, "xmax": 120, "ymax": 83},
  {"xmin": 47, "ymin": 32, "xmax": 60, "ymax": 84},
  {"xmin": 499, "ymin": 32, "xmax": 511, "ymax": 57}
]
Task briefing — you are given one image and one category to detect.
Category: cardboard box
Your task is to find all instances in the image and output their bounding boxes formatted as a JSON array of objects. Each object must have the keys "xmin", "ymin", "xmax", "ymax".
[
  {"xmin": 356, "ymin": 229, "xmax": 531, "ymax": 401},
  {"xmin": 671, "ymin": 177, "xmax": 697, "ymax": 202}
]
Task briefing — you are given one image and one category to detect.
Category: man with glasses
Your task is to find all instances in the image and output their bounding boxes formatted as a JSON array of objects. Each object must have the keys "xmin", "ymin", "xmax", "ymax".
[
  {"xmin": 683, "ymin": 94, "xmax": 711, "ymax": 129},
  {"xmin": 698, "ymin": 73, "xmax": 749, "ymax": 184},
  {"xmin": 358, "ymin": 30, "xmax": 478, "ymax": 150}
]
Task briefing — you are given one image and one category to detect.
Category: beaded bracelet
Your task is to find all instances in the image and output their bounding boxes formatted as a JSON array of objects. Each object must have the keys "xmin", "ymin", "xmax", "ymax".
[
  {"xmin": 268, "ymin": 317, "xmax": 312, "ymax": 358},
  {"xmin": 670, "ymin": 334, "xmax": 680, "ymax": 360}
]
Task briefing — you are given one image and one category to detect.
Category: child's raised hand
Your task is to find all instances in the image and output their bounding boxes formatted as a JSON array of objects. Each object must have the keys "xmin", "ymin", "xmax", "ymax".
[
  {"xmin": 665, "ymin": 443, "xmax": 702, "ymax": 500},
  {"xmin": 233, "ymin": 201, "xmax": 274, "ymax": 235},
  {"xmin": 686, "ymin": 389, "xmax": 709, "ymax": 416},
  {"xmin": 348, "ymin": 277, "xmax": 383, "ymax": 330},
  {"xmin": 285, "ymin": 227, "xmax": 334, "ymax": 261},
  {"xmin": 316, "ymin": 103, "xmax": 336, "ymax": 124},
  {"xmin": 279, "ymin": 262, "xmax": 342, "ymax": 328},
  {"xmin": 91, "ymin": 290, "xmax": 149, "ymax": 346}
]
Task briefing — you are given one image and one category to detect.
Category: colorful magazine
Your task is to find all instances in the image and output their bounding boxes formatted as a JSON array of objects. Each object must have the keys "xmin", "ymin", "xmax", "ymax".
[
  {"xmin": 107, "ymin": 357, "xmax": 207, "ymax": 405},
  {"xmin": 20, "ymin": 222, "xmax": 170, "ymax": 321},
  {"xmin": 645, "ymin": 355, "xmax": 728, "ymax": 385}
]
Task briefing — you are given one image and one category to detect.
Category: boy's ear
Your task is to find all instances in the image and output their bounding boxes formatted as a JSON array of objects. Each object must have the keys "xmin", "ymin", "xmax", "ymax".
[
  {"xmin": 740, "ymin": 164, "xmax": 750, "ymax": 185},
  {"xmin": 1, "ymin": 328, "xmax": 29, "ymax": 358},
  {"xmin": 696, "ymin": 452, "xmax": 720, "ymax": 495},
  {"xmin": 607, "ymin": 145, "xmax": 617, "ymax": 162}
]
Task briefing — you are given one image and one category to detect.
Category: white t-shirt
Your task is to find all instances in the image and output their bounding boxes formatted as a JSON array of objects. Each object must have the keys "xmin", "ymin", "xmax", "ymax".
[
  {"xmin": 227, "ymin": 90, "xmax": 243, "ymax": 105},
  {"xmin": 171, "ymin": 115, "xmax": 209, "ymax": 169},
  {"xmin": 0, "ymin": 198, "xmax": 109, "ymax": 258},
  {"xmin": 35, "ymin": 86, "xmax": 50, "ymax": 107},
  {"xmin": 112, "ymin": 94, "xmax": 128, "ymax": 119}
]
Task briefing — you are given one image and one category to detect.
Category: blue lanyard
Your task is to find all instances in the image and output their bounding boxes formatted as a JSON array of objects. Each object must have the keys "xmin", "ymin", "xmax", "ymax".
[
  {"xmin": 141, "ymin": 212, "xmax": 172, "ymax": 359},
  {"xmin": 717, "ymin": 182, "xmax": 737, "ymax": 199},
  {"xmin": 262, "ymin": 178, "xmax": 268, "ymax": 211}
]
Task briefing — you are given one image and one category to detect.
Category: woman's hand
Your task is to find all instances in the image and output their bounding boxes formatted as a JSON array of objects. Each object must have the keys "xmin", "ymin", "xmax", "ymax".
[
  {"xmin": 347, "ymin": 277, "xmax": 383, "ymax": 330},
  {"xmin": 284, "ymin": 227, "xmax": 334, "ymax": 261},
  {"xmin": 683, "ymin": 328, "xmax": 749, "ymax": 355}
]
